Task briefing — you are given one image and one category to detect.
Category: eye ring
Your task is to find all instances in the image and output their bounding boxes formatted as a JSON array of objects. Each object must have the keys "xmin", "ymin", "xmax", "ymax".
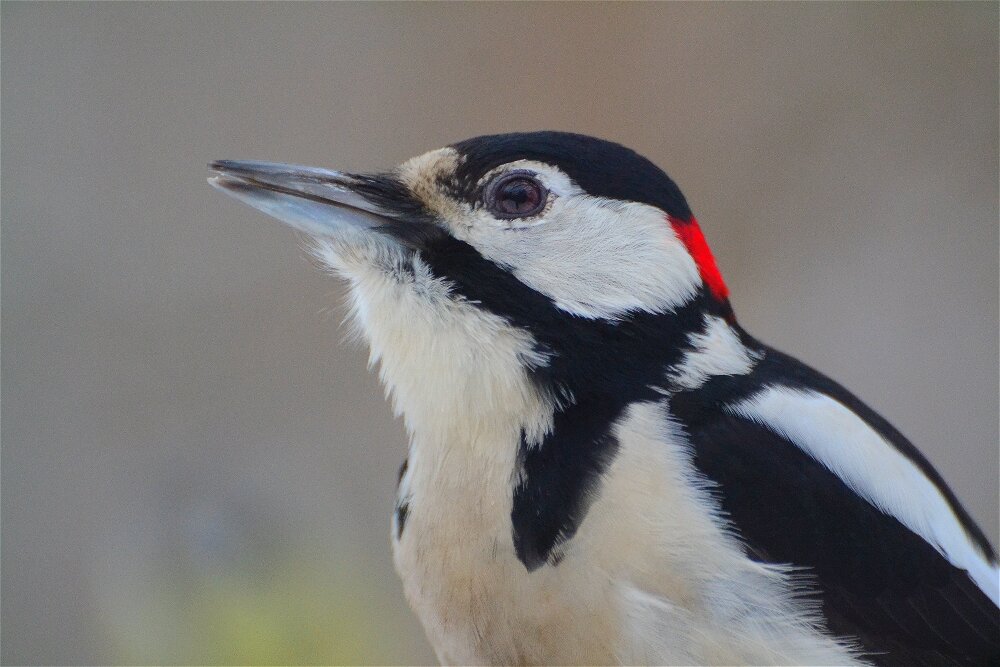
[{"xmin": 484, "ymin": 171, "xmax": 548, "ymax": 219}]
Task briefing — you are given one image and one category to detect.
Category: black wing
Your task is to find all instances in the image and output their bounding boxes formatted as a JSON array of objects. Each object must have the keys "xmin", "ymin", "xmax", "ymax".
[{"xmin": 670, "ymin": 346, "xmax": 999, "ymax": 667}]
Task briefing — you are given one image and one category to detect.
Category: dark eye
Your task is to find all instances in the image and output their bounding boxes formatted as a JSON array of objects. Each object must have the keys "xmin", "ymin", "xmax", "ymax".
[{"xmin": 486, "ymin": 173, "xmax": 547, "ymax": 218}]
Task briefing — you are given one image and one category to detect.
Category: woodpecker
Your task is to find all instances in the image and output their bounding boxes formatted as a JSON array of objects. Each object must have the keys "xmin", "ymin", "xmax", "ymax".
[{"xmin": 209, "ymin": 132, "xmax": 999, "ymax": 666}]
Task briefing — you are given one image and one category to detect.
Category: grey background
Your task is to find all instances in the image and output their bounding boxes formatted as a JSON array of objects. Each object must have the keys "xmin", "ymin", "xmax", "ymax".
[{"xmin": 3, "ymin": 3, "xmax": 997, "ymax": 664}]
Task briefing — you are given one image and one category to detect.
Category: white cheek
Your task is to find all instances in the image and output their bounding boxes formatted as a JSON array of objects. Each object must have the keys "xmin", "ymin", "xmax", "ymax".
[{"xmin": 463, "ymin": 198, "xmax": 702, "ymax": 319}]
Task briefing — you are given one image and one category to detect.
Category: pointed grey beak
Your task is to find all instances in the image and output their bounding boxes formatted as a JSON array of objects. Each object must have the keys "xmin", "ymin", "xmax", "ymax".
[{"xmin": 208, "ymin": 160, "xmax": 392, "ymax": 238}]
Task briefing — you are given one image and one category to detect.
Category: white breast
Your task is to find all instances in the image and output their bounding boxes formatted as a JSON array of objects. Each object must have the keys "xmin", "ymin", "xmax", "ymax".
[{"xmin": 393, "ymin": 399, "xmax": 861, "ymax": 665}]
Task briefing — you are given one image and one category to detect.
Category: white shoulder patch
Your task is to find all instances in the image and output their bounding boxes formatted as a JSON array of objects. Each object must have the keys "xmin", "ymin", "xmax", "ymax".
[
  {"xmin": 667, "ymin": 315, "xmax": 761, "ymax": 390},
  {"xmin": 727, "ymin": 386, "xmax": 999, "ymax": 606}
]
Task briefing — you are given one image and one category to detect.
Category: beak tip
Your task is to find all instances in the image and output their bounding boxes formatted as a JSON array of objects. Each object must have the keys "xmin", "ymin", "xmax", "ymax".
[
  {"xmin": 209, "ymin": 159, "xmax": 247, "ymax": 176},
  {"xmin": 206, "ymin": 173, "xmax": 234, "ymax": 190}
]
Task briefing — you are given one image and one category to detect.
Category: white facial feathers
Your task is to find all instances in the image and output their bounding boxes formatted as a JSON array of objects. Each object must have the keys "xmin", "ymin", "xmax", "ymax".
[
  {"xmin": 462, "ymin": 193, "xmax": 702, "ymax": 320},
  {"xmin": 397, "ymin": 154, "xmax": 704, "ymax": 320}
]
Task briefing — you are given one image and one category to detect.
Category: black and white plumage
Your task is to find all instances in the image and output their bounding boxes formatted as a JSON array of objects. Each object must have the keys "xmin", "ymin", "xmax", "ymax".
[{"xmin": 209, "ymin": 132, "xmax": 998, "ymax": 666}]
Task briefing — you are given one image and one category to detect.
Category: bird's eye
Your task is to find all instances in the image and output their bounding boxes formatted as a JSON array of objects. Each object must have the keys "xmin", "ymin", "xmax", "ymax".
[{"xmin": 486, "ymin": 173, "xmax": 548, "ymax": 218}]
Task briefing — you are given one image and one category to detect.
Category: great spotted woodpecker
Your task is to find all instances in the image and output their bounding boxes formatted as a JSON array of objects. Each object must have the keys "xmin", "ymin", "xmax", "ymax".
[{"xmin": 209, "ymin": 132, "xmax": 998, "ymax": 666}]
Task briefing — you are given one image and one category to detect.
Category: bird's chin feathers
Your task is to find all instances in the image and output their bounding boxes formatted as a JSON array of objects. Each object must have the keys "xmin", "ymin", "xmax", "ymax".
[{"xmin": 311, "ymin": 235, "xmax": 557, "ymax": 446}]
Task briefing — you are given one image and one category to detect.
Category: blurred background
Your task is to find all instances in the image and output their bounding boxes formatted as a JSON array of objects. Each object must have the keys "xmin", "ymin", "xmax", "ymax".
[{"xmin": 2, "ymin": 3, "xmax": 997, "ymax": 665}]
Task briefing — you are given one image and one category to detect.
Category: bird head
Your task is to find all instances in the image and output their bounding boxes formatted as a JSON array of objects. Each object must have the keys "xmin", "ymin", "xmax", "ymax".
[{"xmin": 210, "ymin": 132, "xmax": 734, "ymax": 435}]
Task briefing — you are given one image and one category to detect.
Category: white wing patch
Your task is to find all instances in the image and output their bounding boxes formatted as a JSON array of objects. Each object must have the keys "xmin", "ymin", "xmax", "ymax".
[{"xmin": 728, "ymin": 386, "xmax": 1000, "ymax": 606}]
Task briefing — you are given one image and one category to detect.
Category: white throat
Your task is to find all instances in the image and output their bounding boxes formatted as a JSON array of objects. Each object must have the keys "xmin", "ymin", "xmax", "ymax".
[{"xmin": 314, "ymin": 239, "xmax": 555, "ymax": 448}]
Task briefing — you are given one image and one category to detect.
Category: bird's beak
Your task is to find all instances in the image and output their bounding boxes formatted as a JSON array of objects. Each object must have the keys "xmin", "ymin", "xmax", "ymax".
[{"xmin": 208, "ymin": 160, "xmax": 393, "ymax": 238}]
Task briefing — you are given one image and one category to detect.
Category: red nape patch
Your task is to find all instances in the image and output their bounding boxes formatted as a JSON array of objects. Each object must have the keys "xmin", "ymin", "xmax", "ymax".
[{"xmin": 667, "ymin": 215, "xmax": 729, "ymax": 301}]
